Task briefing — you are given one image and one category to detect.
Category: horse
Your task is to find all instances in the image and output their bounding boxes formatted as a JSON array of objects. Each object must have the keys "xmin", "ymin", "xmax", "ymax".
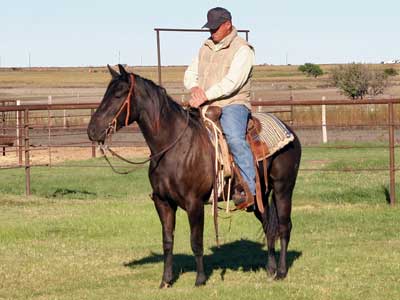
[{"xmin": 87, "ymin": 64, "xmax": 301, "ymax": 287}]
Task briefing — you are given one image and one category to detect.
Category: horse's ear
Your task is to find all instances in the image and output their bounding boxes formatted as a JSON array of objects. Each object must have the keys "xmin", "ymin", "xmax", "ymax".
[
  {"xmin": 107, "ymin": 64, "xmax": 119, "ymax": 79},
  {"xmin": 118, "ymin": 64, "xmax": 129, "ymax": 79}
]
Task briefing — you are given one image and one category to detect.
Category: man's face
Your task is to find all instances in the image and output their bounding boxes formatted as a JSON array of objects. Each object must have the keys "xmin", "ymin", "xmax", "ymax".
[{"xmin": 210, "ymin": 20, "xmax": 232, "ymax": 43}]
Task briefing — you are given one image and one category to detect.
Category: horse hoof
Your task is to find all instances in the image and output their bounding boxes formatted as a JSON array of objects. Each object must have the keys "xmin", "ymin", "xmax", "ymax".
[
  {"xmin": 266, "ymin": 270, "xmax": 277, "ymax": 281},
  {"xmin": 275, "ymin": 271, "xmax": 287, "ymax": 280},
  {"xmin": 195, "ymin": 275, "xmax": 206, "ymax": 287},
  {"xmin": 195, "ymin": 281, "xmax": 206, "ymax": 287},
  {"xmin": 159, "ymin": 281, "xmax": 171, "ymax": 289}
]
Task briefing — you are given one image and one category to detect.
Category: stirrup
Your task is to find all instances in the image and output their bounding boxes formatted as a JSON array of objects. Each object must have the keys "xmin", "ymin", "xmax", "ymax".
[{"xmin": 232, "ymin": 192, "xmax": 254, "ymax": 210}]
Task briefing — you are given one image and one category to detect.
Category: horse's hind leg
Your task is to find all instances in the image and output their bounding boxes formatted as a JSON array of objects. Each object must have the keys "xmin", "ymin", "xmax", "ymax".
[
  {"xmin": 153, "ymin": 194, "xmax": 177, "ymax": 288},
  {"xmin": 266, "ymin": 212, "xmax": 279, "ymax": 278},
  {"xmin": 273, "ymin": 183, "xmax": 294, "ymax": 279},
  {"xmin": 253, "ymin": 190, "xmax": 278, "ymax": 278},
  {"xmin": 186, "ymin": 200, "xmax": 206, "ymax": 286}
]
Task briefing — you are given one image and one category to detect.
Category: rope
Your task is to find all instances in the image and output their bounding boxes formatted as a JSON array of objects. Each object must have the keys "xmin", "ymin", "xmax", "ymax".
[
  {"xmin": 99, "ymin": 146, "xmax": 145, "ymax": 174},
  {"xmin": 102, "ymin": 109, "xmax": 190, "ymax": 173}
]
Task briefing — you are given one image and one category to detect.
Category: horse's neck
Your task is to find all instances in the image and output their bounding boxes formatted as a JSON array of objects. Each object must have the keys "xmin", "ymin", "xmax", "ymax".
[{"xmin": 135, "ymin": 91, "xmax": 189, "ymax": 154}]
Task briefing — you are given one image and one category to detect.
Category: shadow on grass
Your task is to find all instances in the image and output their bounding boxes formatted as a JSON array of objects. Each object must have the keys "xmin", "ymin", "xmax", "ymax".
[
  {"xmin": 49, "ymin": 188, "xmax": 97, "ymax": 199},
  {"xmin": 381, "ymin": 185, "xmax": 391, "ymax": 205},
  {"xmin": 124, "ymin": 239, "xmax": 302, "ymax": 284}
]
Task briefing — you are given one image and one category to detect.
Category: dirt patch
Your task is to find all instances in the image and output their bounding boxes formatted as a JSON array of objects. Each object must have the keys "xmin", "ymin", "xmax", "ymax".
[{"xmin": 0, "ymin": 146, "xmax": 150, "ymax": 168}]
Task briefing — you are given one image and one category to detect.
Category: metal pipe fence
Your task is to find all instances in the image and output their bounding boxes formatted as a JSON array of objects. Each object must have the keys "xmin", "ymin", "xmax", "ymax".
[{"xmin": 0, "ymin": 99, "xmax": 398, "ymax": 206}]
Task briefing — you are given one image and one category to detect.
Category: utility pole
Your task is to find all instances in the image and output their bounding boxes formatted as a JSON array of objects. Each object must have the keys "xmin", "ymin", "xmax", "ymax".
[
  {"xmin": 28, "ymin": 52, "xmax": 31, "ymax": 68},
  {"xmin": 118, "ymin": 50, "xmax": 120, "ymax": 64},
  {"xmin": 286, "ymin": 52, "xmax": 289, "ymax": 65}
]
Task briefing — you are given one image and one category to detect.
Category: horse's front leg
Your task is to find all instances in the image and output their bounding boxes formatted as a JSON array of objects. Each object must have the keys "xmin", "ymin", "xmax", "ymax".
[
  {"xmin": 153, "ymin": 193, "xmax": 177, "ymax": 288},
  {"xmin": 187, "ymin": 200, "xmax": 206, "ymax": 286}
]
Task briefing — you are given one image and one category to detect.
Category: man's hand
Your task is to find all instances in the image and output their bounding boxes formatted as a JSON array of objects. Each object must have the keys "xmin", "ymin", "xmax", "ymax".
[{"xmin": 189, "ymin": 87, "xmax": 207, "ymax": 108}]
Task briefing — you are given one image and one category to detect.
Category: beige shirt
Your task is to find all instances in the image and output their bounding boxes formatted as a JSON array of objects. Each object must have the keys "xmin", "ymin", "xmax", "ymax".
[{"xmin": 184, "ymin": 40, "xmax": 255, "ymax": 101}]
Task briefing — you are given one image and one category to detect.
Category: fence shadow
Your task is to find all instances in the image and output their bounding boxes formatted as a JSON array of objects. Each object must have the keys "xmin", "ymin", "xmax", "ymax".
[{"xmin": 124, "ymin": 239, "xmax": 302, "ymax": 284}]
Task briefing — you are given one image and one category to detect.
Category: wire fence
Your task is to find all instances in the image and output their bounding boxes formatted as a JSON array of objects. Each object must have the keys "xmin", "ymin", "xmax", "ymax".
[{"xmin": 0, "ymin": 98, "xmax": 399, "ymax": 205}]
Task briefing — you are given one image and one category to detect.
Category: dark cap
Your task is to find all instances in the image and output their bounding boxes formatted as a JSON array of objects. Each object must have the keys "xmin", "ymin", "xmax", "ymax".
[{"xmin": 202, "ymin": 7, "xmax": 232, "ymax": 30}]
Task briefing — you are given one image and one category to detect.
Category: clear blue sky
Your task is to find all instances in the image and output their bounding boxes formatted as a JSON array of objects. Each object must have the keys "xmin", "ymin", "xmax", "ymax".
[{"xmin": 1, "ymin": 0, "xmax": 399, "ymax": 67}]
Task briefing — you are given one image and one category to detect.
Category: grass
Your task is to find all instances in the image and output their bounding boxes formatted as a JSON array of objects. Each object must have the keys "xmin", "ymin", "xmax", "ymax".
[
  {"xmin": 297, "ymin": 143, "xmax": 400, "ymax": 205},
  {"xmin": 1, "ymin": 147, "xmax": 400, "ymax": 299},
  {"xmin": 0, "ymin": 158, "xmax": 150, "ymax": 199}
]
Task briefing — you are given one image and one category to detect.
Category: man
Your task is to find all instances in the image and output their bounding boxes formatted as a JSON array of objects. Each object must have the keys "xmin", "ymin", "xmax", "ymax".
[{"xmin": 184, "ymin": 7, "xmax": 256, "ymax": 210}]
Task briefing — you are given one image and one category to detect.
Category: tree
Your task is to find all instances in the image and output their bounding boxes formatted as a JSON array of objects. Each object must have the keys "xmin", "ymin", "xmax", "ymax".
[
  {"xmin": 330, "ymin": 63, "xmax": 389, "ymax": 100},
  {"xmin": 298, "ymin": 63, "xmax": 324, "ymax": 78},
  {"xmin": 369, "ymin": 71, "xmax": 389, "ymax": 96}
]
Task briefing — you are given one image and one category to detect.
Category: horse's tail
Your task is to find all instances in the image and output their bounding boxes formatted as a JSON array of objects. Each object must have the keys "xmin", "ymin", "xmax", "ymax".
[{"xmin": 266, "ymin": 196, "xmax": 279, "ymax": 240}]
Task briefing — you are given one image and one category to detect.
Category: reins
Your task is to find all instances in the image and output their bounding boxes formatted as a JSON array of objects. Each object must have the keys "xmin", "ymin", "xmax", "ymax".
[{"xmin": 100, "ymin": 73, "xmax": 190, "ymax": 173}]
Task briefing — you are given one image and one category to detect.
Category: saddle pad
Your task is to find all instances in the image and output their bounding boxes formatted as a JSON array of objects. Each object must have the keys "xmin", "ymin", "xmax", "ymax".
[{"xmin": 252, "ymin": 112, "xmax": 294, "ymax": 159}]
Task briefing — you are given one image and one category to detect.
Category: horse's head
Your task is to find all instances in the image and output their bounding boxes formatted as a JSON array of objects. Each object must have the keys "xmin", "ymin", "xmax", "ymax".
[{"xmin": 87, "ymin": 64, "xmax": 138, "ymax": 143}]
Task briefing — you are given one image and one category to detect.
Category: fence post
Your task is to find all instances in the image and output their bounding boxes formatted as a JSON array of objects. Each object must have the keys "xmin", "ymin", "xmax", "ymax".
[
  {"xmin": 321, "ymin": 96, "xmax": 328, "ymax": 144},
  {"xmin": 156, "ymin": 29, "xmax": 162, "ymax": 85},
  {"xmin": 2, "ymin": 101, "xmax": 5, "ymax": 156},
  {"xmin": 63, "ymin": 109, "xmax": 67, "ymax": 129},
  {"xmin": 24, "ymin": 109, "xmax": 31, "ymax": 196},
  {"xmin": 48, "ymin": 96, "xmax": 52, "ymax": 167},
  {"xmin": 17, "ymin": 101, "xmax": 23, "ymax": 166},
  {"xmin": 388, "ymin": 102, "xmax": 396, "ymax": 206},
  {"xmin": 91, "ymin": 108, "xmax": 96, "ymax": 158}
]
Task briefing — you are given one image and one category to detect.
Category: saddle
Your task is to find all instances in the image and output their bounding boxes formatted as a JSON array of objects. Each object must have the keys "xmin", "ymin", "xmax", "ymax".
[
  {"xmin": 202, "ymin": 106, "xmax": 270, "ymax": 213},
  {"xmin": 202, "ymin": 105, "xmax": 295, "ymax": 213}
]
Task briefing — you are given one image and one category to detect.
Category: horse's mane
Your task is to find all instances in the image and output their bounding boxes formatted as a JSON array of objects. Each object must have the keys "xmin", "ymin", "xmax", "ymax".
[{"xmin": 134, "ymin": 74, "xmax": 202, "ymax": 127}]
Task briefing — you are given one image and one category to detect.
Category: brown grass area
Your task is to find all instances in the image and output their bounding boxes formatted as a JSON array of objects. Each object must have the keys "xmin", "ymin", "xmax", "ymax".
[{"xmin": 1, "ymin": 64, "xmax": 399, "ymax": 88}]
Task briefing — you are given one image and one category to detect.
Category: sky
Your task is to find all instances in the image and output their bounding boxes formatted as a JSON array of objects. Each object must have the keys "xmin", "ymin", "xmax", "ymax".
[{"xmin": 0, "ymin": 0, "xmax": 399, "ymax": 67}]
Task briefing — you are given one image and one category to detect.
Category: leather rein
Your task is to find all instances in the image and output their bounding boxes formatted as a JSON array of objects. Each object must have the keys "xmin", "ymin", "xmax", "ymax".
[{"xmin": 100, "ymin": 73, "xmax": 190, "ymax": 174}]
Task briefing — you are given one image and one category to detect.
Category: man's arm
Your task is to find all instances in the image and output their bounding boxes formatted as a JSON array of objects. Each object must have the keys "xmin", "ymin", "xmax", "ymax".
[
  {"xmin": 205, "ymin": 45, "xmax": 255, "ymax": 101},
  {"xmin": 184, "ymin": 56, "xmax": 199, "ymax": 90}
]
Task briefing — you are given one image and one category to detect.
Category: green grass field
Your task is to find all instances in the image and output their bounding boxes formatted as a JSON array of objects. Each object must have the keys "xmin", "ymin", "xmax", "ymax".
[{"xmin": 1, "ymin": 146, "xmax": 400, "ymax": 300}]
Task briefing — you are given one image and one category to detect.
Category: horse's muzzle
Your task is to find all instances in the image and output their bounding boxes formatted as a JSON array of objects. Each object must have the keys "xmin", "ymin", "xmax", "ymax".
[{"xmin": 87, "ymin": 124, "xmax": 106, "ymax": 143}]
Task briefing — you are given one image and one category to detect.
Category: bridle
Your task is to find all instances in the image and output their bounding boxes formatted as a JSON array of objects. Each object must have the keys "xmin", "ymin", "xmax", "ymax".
[
  {"xmin": 100, "ymin": 73, "xmax": 190, "ymax": 174},
  {"xmin": 105, "ymin": 73, "xmax": 135, "ymax": 137}
]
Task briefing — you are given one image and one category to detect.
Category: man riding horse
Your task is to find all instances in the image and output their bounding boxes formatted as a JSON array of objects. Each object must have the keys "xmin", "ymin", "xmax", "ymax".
[
  {"xmin": 88, "ymin": 6, "xmax": 301, "ymax": 287},
  {"xmin": 184, "ymin": 7, "xmax": 256, "ymax": 211}
]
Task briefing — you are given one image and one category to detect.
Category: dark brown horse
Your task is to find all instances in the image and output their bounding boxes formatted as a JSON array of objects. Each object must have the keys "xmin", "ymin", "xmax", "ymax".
[{"xmin": 87, "ymin": 64, "xmax": 301, "ymax": 287}]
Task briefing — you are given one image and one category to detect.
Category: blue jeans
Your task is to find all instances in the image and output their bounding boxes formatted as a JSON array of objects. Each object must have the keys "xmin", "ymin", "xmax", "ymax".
[{"xmin": 220, "ymin": 104, "xmax": 256, "ymax": 195}]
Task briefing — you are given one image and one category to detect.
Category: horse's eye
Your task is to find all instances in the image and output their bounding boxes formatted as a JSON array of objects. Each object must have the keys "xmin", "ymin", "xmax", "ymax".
[{"xmin": 114, "ymin": 91, "xmax": 124, "ymax": 98}]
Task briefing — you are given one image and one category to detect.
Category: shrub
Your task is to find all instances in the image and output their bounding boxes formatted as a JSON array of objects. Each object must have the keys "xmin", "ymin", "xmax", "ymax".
[
  {"xmin": 369, "ymin": 71, "xmax": 389, "ymax": 96},
  {"xmin": 384, "ymin": 68, "xmax": 399, "ymax": 77},
  {"xmin": 330, "ymin": 64, "xmax": 389, "ymax": 100},
  {"xmin": 298, "ymin": 63, "xmax": 324, "ymax": 78}
]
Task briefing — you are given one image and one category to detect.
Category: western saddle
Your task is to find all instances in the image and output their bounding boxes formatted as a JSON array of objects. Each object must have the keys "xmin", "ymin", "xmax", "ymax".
[{"xmin": 202, "ymin": 106, "xmax": 270, "ymax": 213}]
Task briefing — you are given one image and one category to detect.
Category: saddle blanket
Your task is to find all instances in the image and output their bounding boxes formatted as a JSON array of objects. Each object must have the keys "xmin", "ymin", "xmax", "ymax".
[{"xmin": 252, "ymin": 112, "xmax": 294, "ymax": 160}]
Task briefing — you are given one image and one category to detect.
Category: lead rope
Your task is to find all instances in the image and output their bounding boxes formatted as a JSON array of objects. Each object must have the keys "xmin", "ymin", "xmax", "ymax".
[
  {"xmin": 200, "ymin": 109, "xmax": 220, "ymax": 247},
  {"xmin": 101, "ymin": 108, "xmax": 190, "ymax": 174},
  {"xmin": 99, "ymin": 145, "xmax": 144, "ymax": 174}
]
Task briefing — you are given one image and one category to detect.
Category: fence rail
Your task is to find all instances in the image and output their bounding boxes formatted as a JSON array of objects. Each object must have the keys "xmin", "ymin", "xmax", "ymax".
[{"xmin": 0, "ymin": 99, "xmax": 398, "ymax": 206}]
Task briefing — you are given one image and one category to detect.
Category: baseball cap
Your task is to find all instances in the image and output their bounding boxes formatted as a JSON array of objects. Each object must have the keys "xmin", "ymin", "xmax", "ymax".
[{"xmin": 202, "ymin": 7, "xmax": 232, "ymax": 30}]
